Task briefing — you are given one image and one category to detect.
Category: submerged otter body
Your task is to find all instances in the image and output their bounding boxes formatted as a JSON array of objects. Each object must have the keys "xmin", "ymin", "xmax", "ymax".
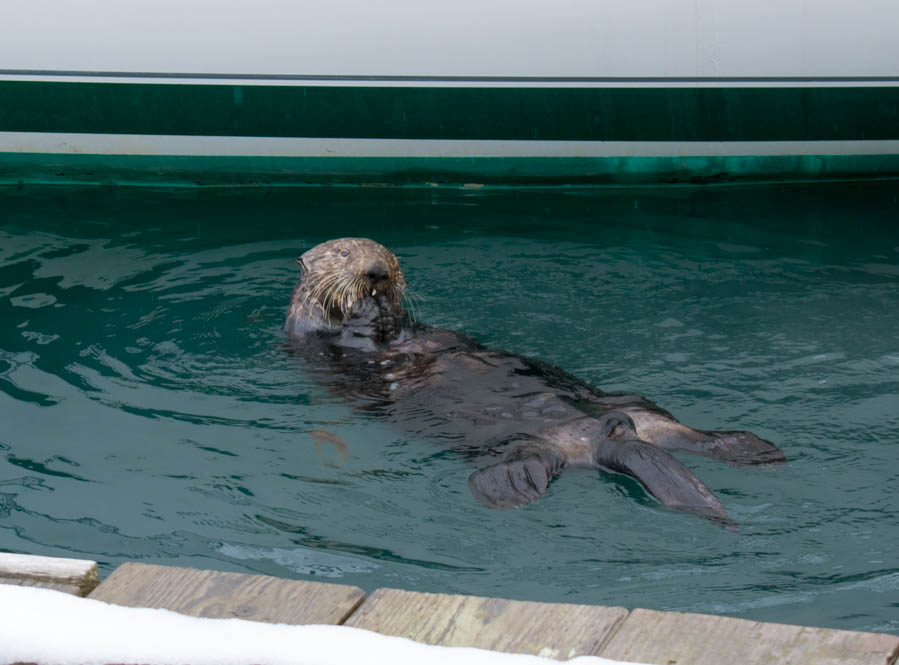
[{"xmin": 285, "ymin": 238, "xmax": 785, "ymax": 527}]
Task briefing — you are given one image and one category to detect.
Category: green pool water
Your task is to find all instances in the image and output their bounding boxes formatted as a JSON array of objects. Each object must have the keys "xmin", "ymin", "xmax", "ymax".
[{"xmin": 1, "ymin": 182, "xmax": 897, "ymax": 634}]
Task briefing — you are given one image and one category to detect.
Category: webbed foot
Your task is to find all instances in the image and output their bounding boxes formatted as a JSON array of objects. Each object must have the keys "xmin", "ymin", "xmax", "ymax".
[
  {"xmin": 595, "ymin": 412, "xmax": 737, "ymax": 529},
  {"xmin": 468, "ymin": 443, "xmax": 565, "ymax": 510}
]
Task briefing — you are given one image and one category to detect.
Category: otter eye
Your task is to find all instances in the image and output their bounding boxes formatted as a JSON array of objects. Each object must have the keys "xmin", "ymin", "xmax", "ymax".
[{"xmin": 340, "ymin": 250, "xmax": 349, "ymax": 257}]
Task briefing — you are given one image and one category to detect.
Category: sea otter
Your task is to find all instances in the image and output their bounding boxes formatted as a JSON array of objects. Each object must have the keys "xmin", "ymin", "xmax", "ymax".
[{"xmin": 284, "ymin": 238, "xmax": 784, "ymax": 527}]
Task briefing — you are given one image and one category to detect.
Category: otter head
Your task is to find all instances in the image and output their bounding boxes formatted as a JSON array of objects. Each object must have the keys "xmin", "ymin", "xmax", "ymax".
[{"xmin": 284, "ymin": 238, "xmax": 408, "ymax": 338}]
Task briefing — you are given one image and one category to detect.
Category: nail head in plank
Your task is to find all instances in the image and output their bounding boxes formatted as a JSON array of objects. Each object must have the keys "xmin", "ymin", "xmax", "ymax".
[
  {"xmin": 600, "ymin": 608, "xmax": 899, "ymax": 665},
  {"xmin": 88, "ymin": 562, "xmax": 364, "ymax": 625},
  {"xmin": 0, "ymin": 553, "xmax": 99, "ymax": 596},
  {"xmin": 344, "ymin": 588, "xmax": 629, "ymax": 660}
]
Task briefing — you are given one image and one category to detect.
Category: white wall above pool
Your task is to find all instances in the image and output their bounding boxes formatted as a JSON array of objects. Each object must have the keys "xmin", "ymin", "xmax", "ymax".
[{"xmin": 3, "ymin": 0, "xmax": 898, "ymax": 79}]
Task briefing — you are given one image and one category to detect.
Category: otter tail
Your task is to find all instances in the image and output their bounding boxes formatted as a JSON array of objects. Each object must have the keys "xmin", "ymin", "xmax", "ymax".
[{"xmin": 623, "ymin": 409, "xmax": 785, "ymax": 466}]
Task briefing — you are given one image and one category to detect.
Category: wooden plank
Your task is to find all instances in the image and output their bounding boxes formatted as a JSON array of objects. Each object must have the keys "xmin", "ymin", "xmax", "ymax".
[
  {"xmin": 88, "ymin": 562, "xmax": 364, "ymax": 625},
  {"xmin": 344, "ymin": 588, "xmax": 629, "ymax": 660},
  {"xmin": 600, "ymin": 608, "xmax": 899, "ymax": 665},
  {"xmin": 1, "ymin": 576, "xmax": 90, "ymax": 596},
  {"xmin": 0, "ymin": 553, "xmax": 99, "ymax": 596}
]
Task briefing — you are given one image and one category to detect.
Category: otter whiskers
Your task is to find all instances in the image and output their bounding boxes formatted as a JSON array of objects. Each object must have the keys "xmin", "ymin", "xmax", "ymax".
[{"xmin": 402, "ymin": 285, "xmax": 423, "ymax": 323}]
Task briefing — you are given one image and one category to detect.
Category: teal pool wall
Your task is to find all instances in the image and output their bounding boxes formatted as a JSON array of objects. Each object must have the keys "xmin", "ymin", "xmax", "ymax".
[
  {"xmin": 3, "ymin": 153, "xmax": 899, "ymax": 188},
  {"xmin": 3, "ymin": 81, "xmax": 899, "ymax": 141},
  {"xmin": 2, "ymin": 79, "xmax": 899, "ymax": 186}
]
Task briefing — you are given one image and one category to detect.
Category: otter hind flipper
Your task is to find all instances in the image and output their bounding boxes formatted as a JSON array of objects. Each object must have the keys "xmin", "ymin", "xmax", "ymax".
[
  {"xmin": 468, "ymin": 444, "xmax": 565, "ymax": 510},
  {"xmin": 625, "ymin": 409, "xmax": 785, "ymax": 466},
  {"xmin": 595, "ymin": 413, "xmax": 736, "ymax": 529}
]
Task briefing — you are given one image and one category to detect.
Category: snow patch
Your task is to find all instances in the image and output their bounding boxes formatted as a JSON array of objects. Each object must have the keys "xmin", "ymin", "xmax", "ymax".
[{"xmin": 0, "ymin": 584, "xmax": 647, "ymax": 665}]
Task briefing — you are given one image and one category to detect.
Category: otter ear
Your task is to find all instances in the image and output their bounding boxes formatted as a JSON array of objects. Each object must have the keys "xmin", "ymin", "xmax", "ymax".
[{"xmin": 296, "ymin": 257, "xmax": 306, "ymax": 271}]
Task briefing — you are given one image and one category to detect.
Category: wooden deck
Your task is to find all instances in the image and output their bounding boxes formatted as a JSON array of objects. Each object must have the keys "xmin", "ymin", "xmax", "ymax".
[{"xmin": 2, "ymin": 553, "xmax": 898, "ymax": 665}]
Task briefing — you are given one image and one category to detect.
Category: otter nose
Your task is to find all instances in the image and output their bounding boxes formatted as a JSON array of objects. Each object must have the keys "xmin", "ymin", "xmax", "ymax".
[{"xmin": 364, "ymin": 263, "xmax": 390, "ymax": 284}]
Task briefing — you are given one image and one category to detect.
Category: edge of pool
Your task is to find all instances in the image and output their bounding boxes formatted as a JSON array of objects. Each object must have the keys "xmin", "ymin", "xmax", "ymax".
[{"xmin": 2, "ymin": 553, "xmax": 897, "ymax": 664}]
